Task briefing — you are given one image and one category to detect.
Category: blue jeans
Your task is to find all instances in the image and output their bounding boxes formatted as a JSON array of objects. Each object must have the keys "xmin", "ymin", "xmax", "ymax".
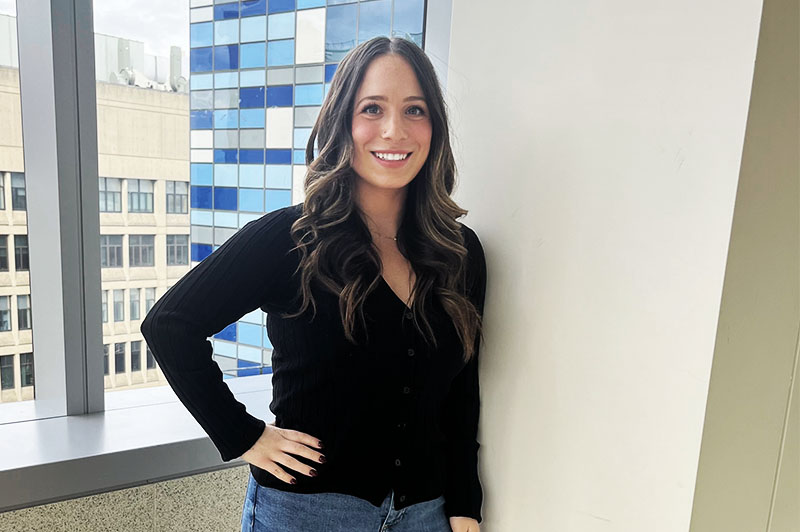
[{"xmin": 241, "ymin": 474, "xmax": 451, "ymax": 532}]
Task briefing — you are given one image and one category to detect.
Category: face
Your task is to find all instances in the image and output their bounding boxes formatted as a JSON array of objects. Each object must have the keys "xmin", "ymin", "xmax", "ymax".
[{"xmin": 350, "ymin": 54, "xmax": 432, "ymax": 194}]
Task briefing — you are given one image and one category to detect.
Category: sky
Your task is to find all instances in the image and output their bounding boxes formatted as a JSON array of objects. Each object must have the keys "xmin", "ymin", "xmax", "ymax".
[{"xmin": 0, "ymin": 0, "xmax": 188, "ymax": 57}]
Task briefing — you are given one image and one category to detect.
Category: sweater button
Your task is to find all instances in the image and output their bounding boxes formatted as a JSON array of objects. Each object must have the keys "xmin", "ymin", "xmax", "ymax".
[
  {"xmin": 404, "ymin": 310, "xmax": 412, "ymax": 320},
  {"xmin": 394, "ymin": 458, "xmax": 402, "ymax": 467},
  {"xmin": 402, "ymin": 386, "xmax": 411, "ymax": 394},
  {"xmin": 398, "ymin": 495, "xmax": 406, "ymax": 503},
  {"xmin": 407, "ymin": 348, "xmax": 415, "ymax": 357}
]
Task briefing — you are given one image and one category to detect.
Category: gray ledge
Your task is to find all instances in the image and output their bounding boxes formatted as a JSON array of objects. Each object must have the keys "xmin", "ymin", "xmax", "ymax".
[{"xmin": 0, "ymin": 374, "xmax": 273, "ymax": 513}]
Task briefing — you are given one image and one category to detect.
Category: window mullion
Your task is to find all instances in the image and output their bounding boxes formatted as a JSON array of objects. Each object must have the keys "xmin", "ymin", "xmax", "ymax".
[{"xmin": 16, "ymin": 0, "xmax": 104, "ymax": 416}]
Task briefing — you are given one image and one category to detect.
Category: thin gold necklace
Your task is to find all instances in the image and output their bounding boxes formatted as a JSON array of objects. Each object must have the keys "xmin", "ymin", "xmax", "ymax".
[{"xmin": 362, "ymin": 212, "xmax": 398, "ymax": 241}]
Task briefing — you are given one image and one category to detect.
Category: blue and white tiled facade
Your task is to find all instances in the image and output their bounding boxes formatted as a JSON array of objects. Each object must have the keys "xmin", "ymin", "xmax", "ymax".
[{"xmin": 189, "ymin": 0, "xmax": 425, "ymax": 376}]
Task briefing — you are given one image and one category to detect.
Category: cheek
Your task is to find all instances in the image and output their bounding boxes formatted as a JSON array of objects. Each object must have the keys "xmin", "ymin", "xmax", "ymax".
[{"xmin": 351, "ymin": 119, "xmax": 376, "ymax": 150}]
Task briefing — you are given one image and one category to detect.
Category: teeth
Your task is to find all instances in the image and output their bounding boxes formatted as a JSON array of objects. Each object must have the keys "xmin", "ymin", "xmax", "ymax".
[{"xmin": 374, "ymin": 152, "xmax": 410, "ymax": 161}]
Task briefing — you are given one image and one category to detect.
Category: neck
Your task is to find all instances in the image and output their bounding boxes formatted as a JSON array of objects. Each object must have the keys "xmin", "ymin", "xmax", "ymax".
[{"xmin": 354, "ymin": 180, "xmax": 408, "ymax": 237}]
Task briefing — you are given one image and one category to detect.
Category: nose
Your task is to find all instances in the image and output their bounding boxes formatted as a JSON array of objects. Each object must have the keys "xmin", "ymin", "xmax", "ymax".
[{"xmin": 381, "ymin": 111, "xmax": 407, "ymax": 141}]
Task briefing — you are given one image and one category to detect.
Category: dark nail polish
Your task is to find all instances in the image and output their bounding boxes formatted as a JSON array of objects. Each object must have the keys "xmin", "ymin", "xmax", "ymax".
[
  {"xmin": 290, "ymin": 478, "xmax": 297, "ymax": 485},
  {"xmin": 318, "ymin": 441, "xmax": 324, "ymax": 449},
  {"xmin": 309, "ymin": 469, "xmax": 318, "ymax": 477},
  {"xmin": 319, "ymin": 455, "xmax": 327, "ymax": 463}
]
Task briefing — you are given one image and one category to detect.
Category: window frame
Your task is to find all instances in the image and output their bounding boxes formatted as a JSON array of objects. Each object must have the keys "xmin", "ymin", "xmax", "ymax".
[
  {"xmin": 98, "ymin": 177, "xmax": 122, "ymax": 213},
  {"xmin": 127, "ymin": 179, "xmax": 155, "ymax": 213},
  {"xmin": 166, "ymin": 234, "xmax": 190, "ymax": 266},
  {"xmin": 10, "ymin": 173, "xmax": 26, "ymax": 211},
  {"xmin": 166, "ymin": 180, "xmax": 189, "ymax": 214},
  {"xmin": 0, "ymin": 295, "xmax": 10, "ymax": 332},
  {"xmin": 128, "ymin": 234, "xmax": 155, "ymax": 267},
  {"xmin": 0, "ymin": 0, "xmax": 438, "ymax": 515},
  {"xmin": 0, "ymin": 234, "xmax": 8, "ymax": 271}
]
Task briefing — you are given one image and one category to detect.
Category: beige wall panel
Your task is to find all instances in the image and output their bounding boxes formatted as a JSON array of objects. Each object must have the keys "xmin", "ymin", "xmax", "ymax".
[{"xmin": 689, "ymin": 0, "xmax": 799, "ymax": 529}]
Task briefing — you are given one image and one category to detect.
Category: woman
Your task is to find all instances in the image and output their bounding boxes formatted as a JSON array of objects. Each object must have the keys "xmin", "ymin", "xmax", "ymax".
[{"xmin": 141, "ymin": 36, "xmax": 486, "ymax": 532}]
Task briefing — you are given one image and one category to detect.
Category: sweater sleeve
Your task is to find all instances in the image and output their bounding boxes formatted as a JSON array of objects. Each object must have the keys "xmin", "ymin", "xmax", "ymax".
[
  {"xmin": 441, "ymin": 225, "xmax": 487, "ymax": 523},
  {"xmin": 140, "ymin": 206, "xmax": 297, "ymax": 462}
]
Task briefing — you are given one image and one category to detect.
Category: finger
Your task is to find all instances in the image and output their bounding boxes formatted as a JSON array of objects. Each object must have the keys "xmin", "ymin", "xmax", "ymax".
[
  {"xmin": 283, "ymin": 440, "xmax": 326, "ymax": 465},
  {"xmin": 278, "ymin": 428, "xmax": 324, "ymax": 449},
  {"xmin": 263, "ymin": 460, "xmax": 296, "ymax": 485},
  {"xmin": 274, "ymin": 451, "xmax": 319, "ymax": 478}
]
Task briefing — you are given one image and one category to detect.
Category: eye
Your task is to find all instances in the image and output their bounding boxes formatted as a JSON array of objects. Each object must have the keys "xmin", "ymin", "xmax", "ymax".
[
  {"xmin": 407, "ymin": 105, "xmax": 426, "ymax": 116},
  {"xmin": 361, "ymin": 103, "xmax": 381, "ymax": 115}
]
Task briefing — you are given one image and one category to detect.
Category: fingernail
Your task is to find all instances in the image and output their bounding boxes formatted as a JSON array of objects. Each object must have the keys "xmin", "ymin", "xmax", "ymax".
[
  {"xmin": 309, "ymin": 469, "xmax": 318, "ymax": 477},
  {"xmin": 318, "ymin": 441, "xmax": 324, "ymax": 449},
  {"xmin": 319, "ymin": 455, "xmax": 327, "ymax": 463},
  {"xmin": 290, "ymin": 478, "xmax": 297, "ymax": 485}
]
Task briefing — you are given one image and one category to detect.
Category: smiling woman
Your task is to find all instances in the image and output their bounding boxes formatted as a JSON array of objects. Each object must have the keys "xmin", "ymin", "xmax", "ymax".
[{"xmin": 141, "ymin": 36, "xmax": 487, "ymax": 532}]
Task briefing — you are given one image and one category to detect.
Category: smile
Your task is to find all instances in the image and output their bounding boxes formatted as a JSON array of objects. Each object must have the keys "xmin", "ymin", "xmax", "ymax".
[{"xmin": 371, "ymin": 151, "xmax": 411, "ymax": 161}]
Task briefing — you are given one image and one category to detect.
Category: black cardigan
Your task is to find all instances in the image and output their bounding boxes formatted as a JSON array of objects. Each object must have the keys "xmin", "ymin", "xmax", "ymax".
[{"xmin": 140, "ymin": 203, "xmax": 486, "ymax": 523}]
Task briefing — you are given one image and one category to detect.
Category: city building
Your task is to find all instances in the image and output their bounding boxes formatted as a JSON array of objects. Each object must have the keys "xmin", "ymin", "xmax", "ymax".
[
  {"xmin": 188, "ymin": 0, "xmax": 425, "ymax": 378},
  {"xmin": 0, "ymin": 14, "xmax": 191, "ymax": 402}
]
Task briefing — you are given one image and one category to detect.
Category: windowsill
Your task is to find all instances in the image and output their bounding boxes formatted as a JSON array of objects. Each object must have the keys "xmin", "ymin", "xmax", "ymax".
[{"xmin": 0, "ymin": 373, "xmax": 272, "ymax": 513}]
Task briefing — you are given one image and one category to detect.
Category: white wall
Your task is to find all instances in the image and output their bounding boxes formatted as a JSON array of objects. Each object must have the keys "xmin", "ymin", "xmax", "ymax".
[{"xmin": 445, "ymin": 2, "xmax": 763, "ymax": 530}]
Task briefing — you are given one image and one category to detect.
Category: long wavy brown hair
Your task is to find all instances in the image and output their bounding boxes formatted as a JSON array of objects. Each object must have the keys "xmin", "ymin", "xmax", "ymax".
[{"xmin": 285, "ymin": 37, "xmax": 482, "ymax": 362}]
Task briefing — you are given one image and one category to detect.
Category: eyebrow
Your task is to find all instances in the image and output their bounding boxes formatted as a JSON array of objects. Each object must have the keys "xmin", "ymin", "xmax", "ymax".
[{"xmin": 356, "ymin": 95, "xmax": 427, "ymax": 106}]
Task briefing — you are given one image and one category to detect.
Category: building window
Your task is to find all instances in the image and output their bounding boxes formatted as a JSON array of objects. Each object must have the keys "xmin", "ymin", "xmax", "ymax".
[
  {"xmin": 145, "ymin": 288, "xmax": 156, "ymax": 314},
  {"xmin": 103, "ymin": 344, "xmax": 109, "ymax": 376},
  {"xmin": 11, "ymin": 173, "xmax": 25, "ymax": 211},
  {"xmin": 17, "ymin": 295, "xmax": 31, "ymax": 330},
  {"xmin": 128, "ymin": 179, "xmax": 154, "ymax": 213},
  {"xmin": 14, "ymin": 235, "xmax": 29, "ymax": 271},
  {"xmin": 0, "ymin": 235, "xmax": 8, "ymax": 271},
  {"xmin": 113, "ymin": 289, "xmax": 124, "ymax": 322},
  {"xmin": 0, "ymin": 354, "xmax": 13, "ymax": 390},
  {"xmin": 0, "ymin": 296, "xmax": 11, "ymax": 331},
  {"xmin": 100, "ymin": 235, "xmax": 124, "ymax": 268},
  {"xmin": 131, "ymin": 340, "xmax": 141, "ymax": 371},
  {"xmin": 129, "ymin": 235, "xmax": 155, "ymax": 267},
  {"xmin": 166, "ymin": 181, "xmax": 188, "ymax": 214},
  {"xmin": 20, "ymin": 352, "xmax": 33, "ymax": 387},
  {"xmin": 166, "ymin": 235, "xmax": 189, "ymax": 266},
  {"xmin": 99, "ymin": 177, "xmax": 122, "ymax": 212},
  {"xmin": 130, "ymin": 288, "xmax": 140, "ymax": 321},
  {"xmin": 0, "ymin": 173, "xmax": 5, "ymax": 210},
  {"xmin": 114, "ymin": 342, "xmax": 125, "ymax": 374},
  {"xmin": 146, "ymin": 344, "xmax": 156, "ymax": 369},
  {"xmin": 101, "ymin": 290, "xmax": 108, "ymax": 323}
]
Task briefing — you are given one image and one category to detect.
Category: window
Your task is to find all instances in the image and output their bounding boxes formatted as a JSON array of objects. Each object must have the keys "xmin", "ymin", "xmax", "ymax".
[
  {"xmin": 166, "ymin": 235, "xmax": 189, "ymax": 266},
  {"xmin": 131, "ymin": 341, "xmax": 141, "ymax": 371},
  {"xmin": 114, "ymin": 343, "xmax": 125, "ymax": 374},
  {"xmin": 103, "ymin": 344, "xmax": 109, "ymax": 376},
  {"xmin": 101, "ymin": 290, "xmax": 108, "ymax": 323},
  {"xmin": 0, "ymin": 172, "xmax": 5, "ymax": 210},
  {"xmin": 11, "ymin": 173, "xmax": 26, "ymax": 211},
  {"xmin": 99, "ymin": 177, "xmax": 122, "ymax": 212},
  {"xmin": 100, "ymin": 235, "xmax": 123, "ymax": 268},
  {"xmin": 17, "ymin": 295, "xmax": 31, "ymax": 330},
  {"xmin": 0, "ymin": 296, "xmax": 10, "ymax": 331},
  {"xmin": 166, "ymin": 181, "xmax": 188, "ymax": 214},
  {"xmin": 14, "ymin": 235, "xmax": 29, "ymax": 271},
  {"xmin": 113, "ymin": 289, "xmax": 124, "ymax": 322},
  {"xmin": 130, "ymin": 288, "xmax": 140, "ymax": 321},
  {"xmin": 0, "ymin": 355, "xmax": 13, "ymax": 390},
  {"xmin": 128, "ymin": 179, "xmax": 154, "ymax": 213},
  {"xmin": 145, "ymin": 288, "xmax": 156, "ymax": 314},
  {"xmin": 0, "ymin": 235, "xmax": 8, "ymax": 271},
  {"xmin": 146, "ymin": 344, "xmax": 156, "ymax": 369},
  {"xmin": 20, "ymin": 353, "xmax": 33, "ymax": 387},
  {"xmin": 129, "ymin": 235, "xmax": 155, "ymax": 267}
]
